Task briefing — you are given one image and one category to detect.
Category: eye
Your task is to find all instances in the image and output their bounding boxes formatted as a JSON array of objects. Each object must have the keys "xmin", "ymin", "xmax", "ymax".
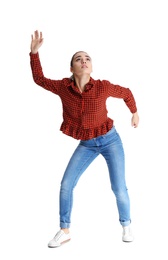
[{"xmin": 75, "ymin": 58, "xmax": 80, "ymax": 62}]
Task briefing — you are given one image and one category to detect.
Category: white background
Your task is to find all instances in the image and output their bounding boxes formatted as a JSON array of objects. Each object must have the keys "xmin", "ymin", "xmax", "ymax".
[{"xmin": 1, "ymin": 0, "xmax": 168, "ymax": 259}]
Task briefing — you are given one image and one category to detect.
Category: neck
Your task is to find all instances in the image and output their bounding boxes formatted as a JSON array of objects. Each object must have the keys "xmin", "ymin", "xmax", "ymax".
[{"xmin": 73, "ymin": 74, "xmax": 90, "ymax": 92}]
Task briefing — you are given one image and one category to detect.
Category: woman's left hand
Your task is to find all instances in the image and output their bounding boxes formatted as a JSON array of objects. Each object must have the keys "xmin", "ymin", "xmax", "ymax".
[{"xmin": 131, "ymin": 112, "xmax": 139, "ymax": 128}]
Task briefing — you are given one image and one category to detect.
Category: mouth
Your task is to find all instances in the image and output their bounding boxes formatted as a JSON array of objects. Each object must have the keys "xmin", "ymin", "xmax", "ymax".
[{"xmin": 81, "ymin": 65, "xmax": 88, "ymax": 68}]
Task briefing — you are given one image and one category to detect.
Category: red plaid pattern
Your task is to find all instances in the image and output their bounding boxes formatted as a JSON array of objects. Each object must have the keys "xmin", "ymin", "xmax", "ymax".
[{"xmin": 30, "ymin": 53, "xmax": 137, "ymax": 140}]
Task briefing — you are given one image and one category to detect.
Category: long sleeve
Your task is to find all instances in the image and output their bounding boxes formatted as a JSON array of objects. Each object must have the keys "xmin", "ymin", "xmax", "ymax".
[
  {"xmin": 103, "ymin": 80, "xmax": 137, "ymax": 113},
  {"xmin": 29, "ymin": 52, "xmax": 62, "ymax": 94}
]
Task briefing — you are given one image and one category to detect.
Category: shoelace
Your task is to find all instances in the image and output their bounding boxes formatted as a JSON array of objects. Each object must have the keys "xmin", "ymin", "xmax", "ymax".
[{"xmin": 54, "ymin": 231, "xmax": 64, "ymax": 241}]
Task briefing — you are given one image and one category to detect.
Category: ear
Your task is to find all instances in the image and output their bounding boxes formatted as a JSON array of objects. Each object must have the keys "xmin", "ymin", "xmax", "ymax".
[{"xmin": 70, "ymin": 67, "xmax": 73, "ymax": 73}]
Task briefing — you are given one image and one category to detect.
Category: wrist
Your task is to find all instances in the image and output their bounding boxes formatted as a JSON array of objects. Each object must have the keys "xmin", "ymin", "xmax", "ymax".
[
  {"xmin": 31, "ymin": 51, "xmax": 38, "ymax": 54},
  {"xmin": 133, "ymin": 111, "xmax": 138, "ymax": 115}
]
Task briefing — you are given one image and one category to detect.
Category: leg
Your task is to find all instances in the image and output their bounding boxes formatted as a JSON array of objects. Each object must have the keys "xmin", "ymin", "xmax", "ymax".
[
  {"xmin": 59, "ymin": 142, "xmax": 99, "ymax": 228},
  {"xmin": 100, "ymin": 128, "xmax": 131, "ymax": 226}
]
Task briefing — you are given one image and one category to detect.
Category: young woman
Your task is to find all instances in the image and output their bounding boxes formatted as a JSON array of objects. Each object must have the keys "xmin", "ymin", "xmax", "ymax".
[{"xmin": 30, "ymin": 30, "xmax": 139, "ymax": 247}]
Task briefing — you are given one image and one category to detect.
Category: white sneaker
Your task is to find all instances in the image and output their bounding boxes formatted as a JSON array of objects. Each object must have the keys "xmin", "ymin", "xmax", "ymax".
[
  {"xmin": 48, "ymin": 230, "xmax": 71, "ymax": 248},
  {"xmin": 122, "ymin": 225, "xmax": 134, "ymax": 242}
]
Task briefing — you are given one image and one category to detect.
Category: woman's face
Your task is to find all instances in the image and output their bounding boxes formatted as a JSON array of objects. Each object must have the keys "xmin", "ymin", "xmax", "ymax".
[{"xmin": 70, "ymin": 51, "xmax": 92, "ymax": 76}]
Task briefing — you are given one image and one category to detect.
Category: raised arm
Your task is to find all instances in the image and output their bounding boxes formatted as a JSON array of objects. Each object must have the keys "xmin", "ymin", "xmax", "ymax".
[
  {"xmin": 31, "ymin": 30, "xmax": 44, "ymax": 54},
  {"xmin": 30, "ymin": 30, "xmax": 64, "ymax": 94}
]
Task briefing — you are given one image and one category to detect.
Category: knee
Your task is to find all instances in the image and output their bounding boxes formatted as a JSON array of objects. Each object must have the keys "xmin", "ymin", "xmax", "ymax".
[
  {"xmin": 60, "ymin": 180, "xmax": 69, "ymax": 192},
  {"xmin": 112, "ymin": 187, "xmax": 128, "ymax": 201},
  {"xmin": 60, "ymin": 179, "xmax": 75, "ymax": 195}
]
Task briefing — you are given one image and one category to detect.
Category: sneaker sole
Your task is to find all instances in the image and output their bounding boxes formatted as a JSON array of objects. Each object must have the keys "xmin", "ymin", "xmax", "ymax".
[
  {"xmin": 48, "ymin": 238, "xmax": 71, "ymax": 248},
  {"xmin": 122, "ymin": 238, "xmax": 133, "ymax": 242}
]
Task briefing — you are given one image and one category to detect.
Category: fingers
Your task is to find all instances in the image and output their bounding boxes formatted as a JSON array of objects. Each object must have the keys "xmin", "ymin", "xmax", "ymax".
[
  {"xmin": 35, "ymin": 30, "xmax": 39, "ymax": 39},
  {"xmin": 40, "ymin": 31, "xmax": 43, "ymax": 39},
  {"xmin": 131, "ymin": 120, "xmax": 138, "ymax": 128},
  {"xmin": 132, "ymin": 122, "xmax": 138, "ymax": 128},
  {"xmin": 32, "ymin": 30, "xmax": 43, "ymax": 40}
]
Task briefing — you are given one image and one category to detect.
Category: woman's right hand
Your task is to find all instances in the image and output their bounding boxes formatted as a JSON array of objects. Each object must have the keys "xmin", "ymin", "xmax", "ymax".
[{"xmin": 31, "ymin": 30, "xmax": 44, "ymax": 54}]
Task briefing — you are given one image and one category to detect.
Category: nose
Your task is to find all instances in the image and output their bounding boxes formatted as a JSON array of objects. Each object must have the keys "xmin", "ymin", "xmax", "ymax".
[{"xmin": 81, "ymin": 59, "xmax": 86, "ymax": 63}]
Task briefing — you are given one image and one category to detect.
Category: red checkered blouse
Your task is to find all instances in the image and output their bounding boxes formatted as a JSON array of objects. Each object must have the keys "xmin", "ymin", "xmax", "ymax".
[{"xmin": 30, "ymin": 52, "xmax": 137, "ymax": 140}]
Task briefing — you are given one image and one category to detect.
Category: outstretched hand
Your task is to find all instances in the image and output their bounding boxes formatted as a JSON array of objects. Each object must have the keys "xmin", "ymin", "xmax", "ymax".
[{"xmin": 31, "ymin": 30, "xmax": 44, "ymax": 54}]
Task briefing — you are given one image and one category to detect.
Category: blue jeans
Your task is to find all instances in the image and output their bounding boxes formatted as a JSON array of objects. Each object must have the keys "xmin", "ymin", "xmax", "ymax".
[{"xmin": 59, "ymin": 126, "xmax": 131, "ymax": 228}]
